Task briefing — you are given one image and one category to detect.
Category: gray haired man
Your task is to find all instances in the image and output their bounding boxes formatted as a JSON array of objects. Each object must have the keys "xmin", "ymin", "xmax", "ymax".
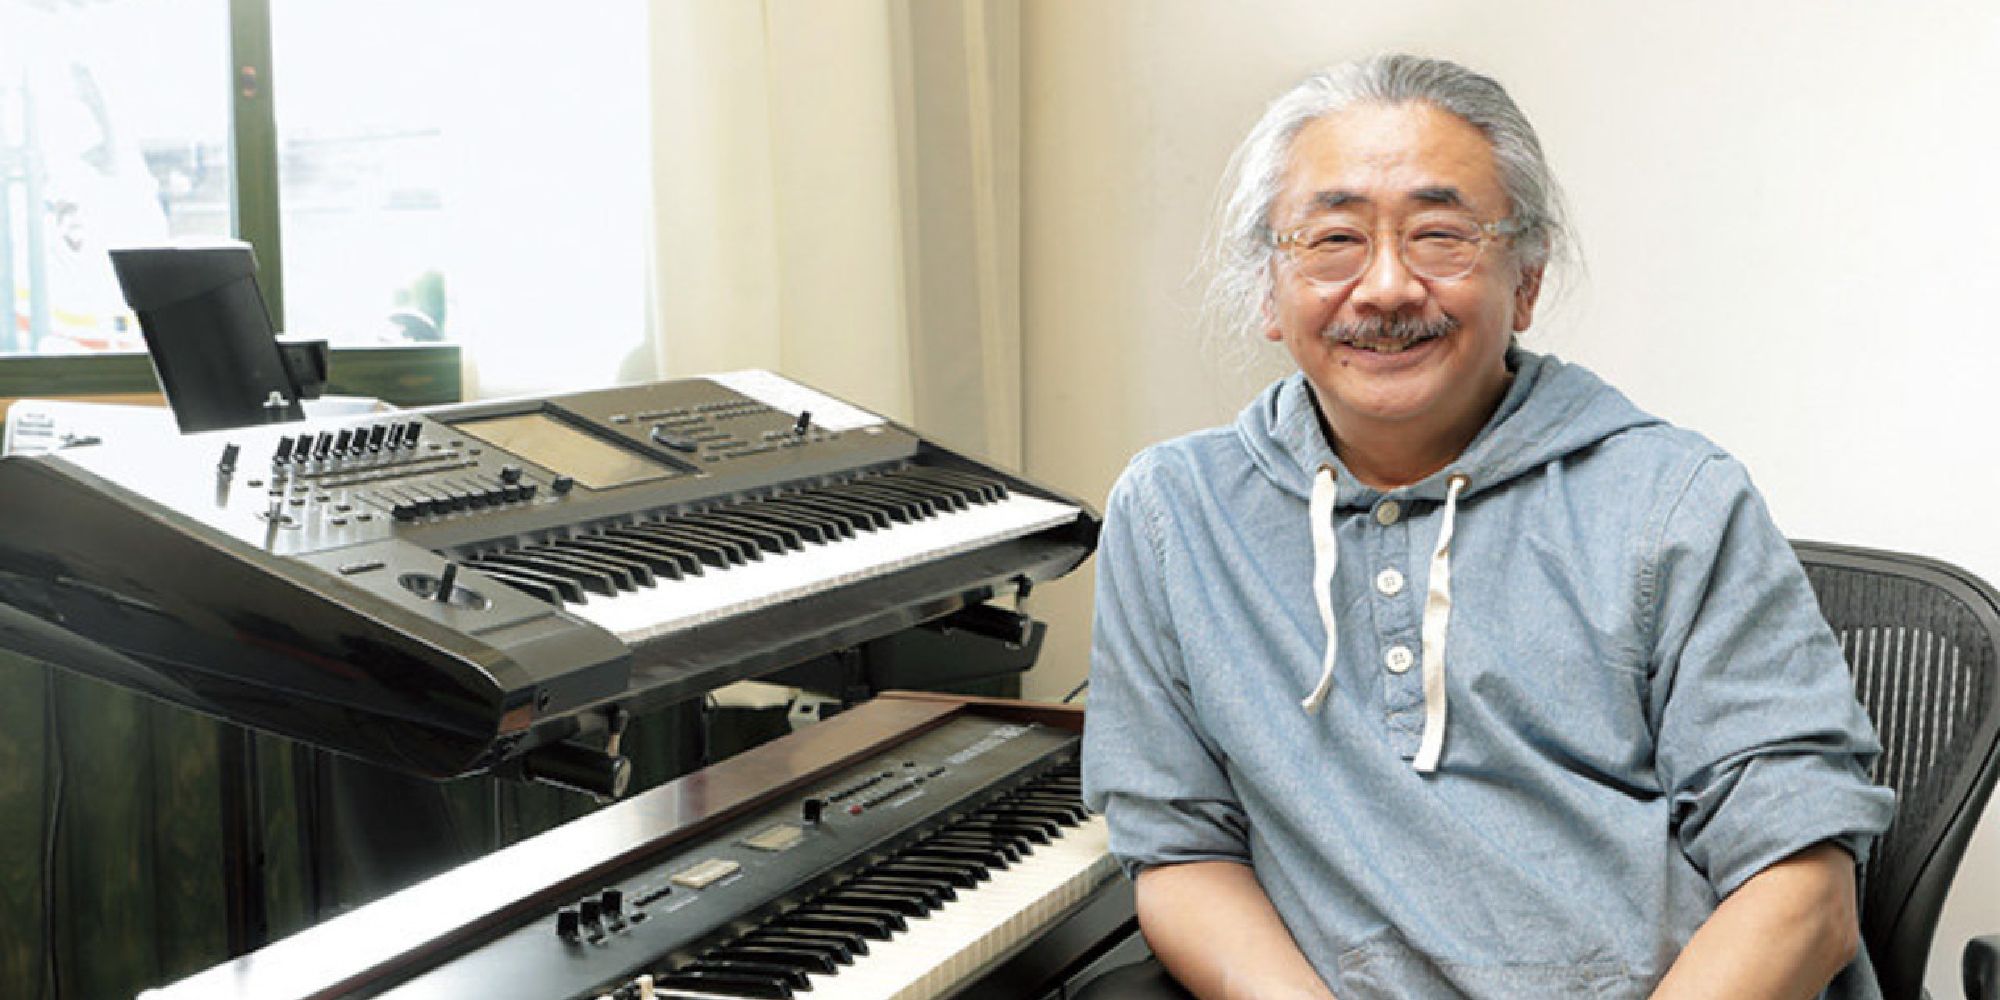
[{"xmin": 1080, "ymin": 54, "xmax": 1892, "ymax": 1000}]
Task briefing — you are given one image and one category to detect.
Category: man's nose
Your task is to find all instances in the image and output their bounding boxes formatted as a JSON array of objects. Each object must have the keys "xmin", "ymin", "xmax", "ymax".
[{"xmin": 1348, "ymin": 239, "xmax": 1427, "ymax": 314}]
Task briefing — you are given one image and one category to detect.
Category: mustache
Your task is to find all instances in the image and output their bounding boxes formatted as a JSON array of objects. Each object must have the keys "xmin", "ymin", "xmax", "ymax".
[{"xmin": 1319, "ymin": 314, "xmax": 1460, "ymax": 346}]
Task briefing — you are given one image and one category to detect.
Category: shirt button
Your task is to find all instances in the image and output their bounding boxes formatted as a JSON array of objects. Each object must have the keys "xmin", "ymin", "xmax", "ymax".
[
  {"xmin": 1375, "ymin": 568, "xmax": 1405, "ymax": 596},
  {"xmin": 1384, "ymin": 645, "xmax": 1415, "ymax": 674},
  {"xmin": 1375, "ymin": 500, "xmax": 1402, "ymax": 526}
]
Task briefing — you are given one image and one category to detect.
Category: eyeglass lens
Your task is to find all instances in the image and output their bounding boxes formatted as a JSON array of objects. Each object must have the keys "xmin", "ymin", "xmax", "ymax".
[{"xmin": 1286, "ymin": 215, "xmax": 1491, "ymax": 283}]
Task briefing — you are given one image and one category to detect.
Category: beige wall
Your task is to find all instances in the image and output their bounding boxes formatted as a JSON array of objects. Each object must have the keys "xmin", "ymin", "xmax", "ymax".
[{"xmin": 1018, "ymin": 2, "xmax": 2000, "ymax": 993}]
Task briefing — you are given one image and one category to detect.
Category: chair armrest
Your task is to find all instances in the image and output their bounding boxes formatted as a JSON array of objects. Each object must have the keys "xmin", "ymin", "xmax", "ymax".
[{"xmin": 1969, "ymin": 935, "xmax": 2000, "ymax": 1000}]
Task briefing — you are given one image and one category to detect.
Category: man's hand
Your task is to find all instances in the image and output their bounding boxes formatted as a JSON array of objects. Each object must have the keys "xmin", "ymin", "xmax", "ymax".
[
  {"xmin": 1649, "ymin": 841, "xmax": 1861, "ymax": 1000},
  {"xmin": 1136, "ymin": 861, "xmax": 1338, "ymax": 1000}
]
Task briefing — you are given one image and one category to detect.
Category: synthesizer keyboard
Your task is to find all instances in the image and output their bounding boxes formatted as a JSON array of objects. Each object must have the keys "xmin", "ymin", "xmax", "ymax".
[
  {"xmin": 0, "ymin": 373, "xmax": 1098, "ymax": 783},
  {"xmin": 139, "ymin": 695, "xmax": 1135, "ymax": 1000}
]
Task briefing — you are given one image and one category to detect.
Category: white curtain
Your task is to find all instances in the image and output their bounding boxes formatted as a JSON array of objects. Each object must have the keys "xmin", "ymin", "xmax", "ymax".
[{"xmin": 644, "ymin": 0, "xmax": 1023, "ymax": 466}]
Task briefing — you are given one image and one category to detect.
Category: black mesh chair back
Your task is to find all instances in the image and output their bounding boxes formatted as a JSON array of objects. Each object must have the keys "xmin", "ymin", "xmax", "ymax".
[{"xmin": 1795, "ymin": 541, "xmax": 2000, "ymax": 999}]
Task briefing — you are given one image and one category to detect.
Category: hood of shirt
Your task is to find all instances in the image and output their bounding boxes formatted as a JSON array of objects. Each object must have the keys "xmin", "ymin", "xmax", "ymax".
[{"xmin": 1234, "ymin": 348, "xmax": 1662, "ymax": 508}]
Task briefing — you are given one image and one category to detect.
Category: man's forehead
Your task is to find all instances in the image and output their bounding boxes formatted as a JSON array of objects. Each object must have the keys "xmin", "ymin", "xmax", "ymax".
[{"xmin": 1275, "ymin": 104, "xmax": 1506, "ymax": 219}]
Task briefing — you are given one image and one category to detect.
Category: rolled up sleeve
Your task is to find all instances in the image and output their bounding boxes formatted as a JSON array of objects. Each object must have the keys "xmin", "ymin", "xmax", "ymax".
[
  {"xmin": 1646, "ymin": 455, "xmax": 1895, "ymax": 897},
  {"xmin": 1082, "ymin": 458, "xmax": 1250, "ymax": 877}
]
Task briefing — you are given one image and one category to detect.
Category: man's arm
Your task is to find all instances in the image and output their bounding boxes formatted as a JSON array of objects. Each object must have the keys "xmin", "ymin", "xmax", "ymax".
[
  {"xmin": 1649, "ymin": 842, "xmax": 1860, "ymax": 1000},
  {"xmin": 1136, "ymin": 861, "xmax": 1337, "ymax": 1000}
]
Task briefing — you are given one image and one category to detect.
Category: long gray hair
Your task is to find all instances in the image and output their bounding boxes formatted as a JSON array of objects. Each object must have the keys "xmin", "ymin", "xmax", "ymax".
[{"xmin": 1202, "ymin": 54, "xmax": 1572, "ymax": 349}]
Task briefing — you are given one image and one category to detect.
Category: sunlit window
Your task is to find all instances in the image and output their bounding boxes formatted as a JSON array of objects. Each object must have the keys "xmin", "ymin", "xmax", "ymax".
[
  {"xmin": 2, "ymin": 0, "xmax": 651, "ymax": 397},
  {"xmin": 271, "ymin": 0, "xmax": 651, "ymax": 394},
  {"xmin": 0, "ymin": 0, "xmax": 231, "ymax": 356}
]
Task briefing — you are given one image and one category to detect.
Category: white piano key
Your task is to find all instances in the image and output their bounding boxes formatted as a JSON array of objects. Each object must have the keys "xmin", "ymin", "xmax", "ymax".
[
  {"xmin": 568, "ymin": 494, "xmax": 1080, "ymax": 643},
  {"xmin": 801, "ymin": 815, "xmax": 1114, "ymax": 1000}
]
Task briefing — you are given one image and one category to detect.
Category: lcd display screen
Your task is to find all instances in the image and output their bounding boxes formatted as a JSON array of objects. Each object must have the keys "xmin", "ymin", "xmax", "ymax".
[{"xmin": 454, "ymin": 411, "xmax": 674, "ymax": 490}]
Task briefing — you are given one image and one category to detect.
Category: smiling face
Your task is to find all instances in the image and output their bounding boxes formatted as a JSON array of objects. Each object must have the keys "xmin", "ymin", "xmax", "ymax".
[{"xmin": 1263, "ymin": 101, "xmax": 1542, "ymax": 484}]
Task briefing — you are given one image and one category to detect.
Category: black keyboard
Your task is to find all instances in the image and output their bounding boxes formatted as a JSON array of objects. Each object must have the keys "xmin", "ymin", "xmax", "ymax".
[{"xmin": 0, "ymin": 373, "xmax": 1098, "ymax": 782}]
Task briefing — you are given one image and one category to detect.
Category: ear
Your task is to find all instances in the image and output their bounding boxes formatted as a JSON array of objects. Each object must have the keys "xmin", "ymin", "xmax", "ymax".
[
  {"xmin": 1260, "ymin": 270, "xmax": 1284, "ymax": 342},
  {"xmin": 1511, "ymin": 264, "xmax": 1545, "ymax": 333}
]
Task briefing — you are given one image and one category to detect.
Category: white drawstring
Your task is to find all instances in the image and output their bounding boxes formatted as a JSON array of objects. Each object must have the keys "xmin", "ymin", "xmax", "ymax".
[
  {"xmin": 1301, "ymin": 464, "xmax": 1339, "ymax": 713},
  {"xmin": 1412, "ymin": 473, "xmax": 1468, "ymax": 773}
]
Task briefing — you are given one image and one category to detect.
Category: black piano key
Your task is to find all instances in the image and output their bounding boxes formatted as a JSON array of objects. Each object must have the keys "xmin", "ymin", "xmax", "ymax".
[
  {"xmin": 612, "ymin": 525, "xmax": 735, "ymax": 567},
  {"xmin": 904, "ymin": 844, "xmax": 1009, "ymax": 869},
  {"xmin": 901, "ymin": 465, "xmax": 1009, "ymax": 503},
  {"xmin": 705, "ymin": 945, "xmax": 840, "ymax": 975},
  {"xmin": 928, "ymin": 834, "xmax": 1025, "ymax": 863},
  {"xmin": 651, "ymin": 969, "xmax": 793, "ymax": 999},
  {"xmin": 757, "ymin": 924, "xmax": 872, "ymax": 956},
  {"xmin": 854, "ymin": 477, "xmax": 956, "ymax": 515},
  {"xmin": 875, "ymin": 473, "xmax": 971, "ymax": 512},
  {"xmin": 785, "ymin": 493, "xmax": 887, "ymax": 532},
  {"xmin": 841, "ymin": 476, "xmax": 942, "ymax": 514},
  {"xmin": 462, "ymin": 559, "xmax": 586, "ymax": 604},
  {"xmin": 816, "ymin": 483, "xmax": 921, "ymax": 523},
  {"xmin": 566, "ymin": 535, "xmax": 693, "ymax": 579},
  {"xmin": 736, "ymin": 499, "xmax": 839, "ymax": 542},
  {"xmin": 522, "ymin": 546, "xmax": 651, "ymax": 590},
  {"xmin": 506, "ymin": 547, "xmax": 635, "ymax": 591},
  {"xmin": 826, "ymin": 888, "xmax": 930, "ymax": 917},
  {"xmin": 618, "ymin": 533, "xmax": 709, "ymax": 576},
  {"xmin": 680, "ymin": 959, "xmax": 813, "ymax": 991},
  {"xmin": 478, "ymin": 552, "xmax": 618, "ymax": 597},
  {"xmin": 641, "ymin": 520, "xmax": 756, "ymax": 564},
  {"xmin": 725, "ymin": 507, "xmax": 826, "ymax": 546},
  {"xmin": 781, "ymin": 494, "xmax": 868, "ymax": 536},
  {"xmin": 690, "ymin": 512, "xmax": 795, "ymax": 554},
  {"xmin": 763, "ymin": 496, "xmax": 862, "ymax": 538},
  {"xmin": 887, "ymin": 855, "xmax": 991, "ymax": 883},
  {"xmin": 831, "ymin": 885, "xmax": 940, "ymax": 915},
  {"xmin": 777, "ymin": 911, "xmax": 893, "ymax": 941},
  {"xmin": 869, "ymin": 862, "xmax": 981, "ymax": 889},
  {"xmin": 995, "ymin": 801, "xmax": 1089, "ymax": 826},
  {"xmin": 795, "ymin": 903, "xmax": 904, "ymax": 934},
  {"xmin": 955, "ymin": 818, "xmax": 1057, "ymax": 844},
  {"xmin": 846, "ymin": 874, "xmax": 955, "ymax": 904},
  {"xmin": 743, "ymin": 930, "xmax": 860, "ymax": 962},
  {"xmin": 1013, "ymin": 793, "xmax": 1092, "ymax": 819}
]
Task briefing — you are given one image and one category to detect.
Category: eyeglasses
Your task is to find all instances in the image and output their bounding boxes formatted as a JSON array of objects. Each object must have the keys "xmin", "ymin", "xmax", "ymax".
[{"xmin": 1271, "ymin": 213, "xmax": 1526, "ymax": 285}]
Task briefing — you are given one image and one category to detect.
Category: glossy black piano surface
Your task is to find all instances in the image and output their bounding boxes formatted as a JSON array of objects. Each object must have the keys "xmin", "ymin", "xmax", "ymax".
[
  {"xmin": 139, "ymin": 695, "xmax": 1135, "ymax": 1000},
  {"xmin": 0, "ymin": 373, "xmax": 1098, "ymax": 781}
]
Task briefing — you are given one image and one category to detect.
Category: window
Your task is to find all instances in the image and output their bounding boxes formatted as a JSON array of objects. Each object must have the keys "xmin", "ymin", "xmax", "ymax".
[
  {"xmin": 1, "ymin": 0, "xmax": 232, "ymax": 355},
  {"xmin": 1, "ymin": 0, "xmax": 649, "ymax": 402}
]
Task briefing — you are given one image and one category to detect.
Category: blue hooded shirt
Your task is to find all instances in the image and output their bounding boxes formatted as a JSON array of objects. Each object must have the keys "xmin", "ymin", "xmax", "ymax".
[{"xmin": 1081, "ymin": 350, "xmax": 1895, "ymax": 998}]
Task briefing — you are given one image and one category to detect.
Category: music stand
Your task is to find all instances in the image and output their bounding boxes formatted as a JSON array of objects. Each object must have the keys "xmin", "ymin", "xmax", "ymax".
[{"xmin": 110, "ymin": 241, "xmax": 326, "ymax": 434}]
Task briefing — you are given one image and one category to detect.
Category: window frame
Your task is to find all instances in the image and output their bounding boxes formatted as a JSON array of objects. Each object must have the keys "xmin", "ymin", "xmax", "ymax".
[{"xmin": 0, "ymin": 0, "xmax": 462, "ymax": 411}]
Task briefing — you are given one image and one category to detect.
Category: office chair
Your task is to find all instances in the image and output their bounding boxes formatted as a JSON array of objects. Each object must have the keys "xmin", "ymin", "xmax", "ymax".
[{"xmin": 1794, "ymin": 542, "xmax": 2000, "ymax": 1000}]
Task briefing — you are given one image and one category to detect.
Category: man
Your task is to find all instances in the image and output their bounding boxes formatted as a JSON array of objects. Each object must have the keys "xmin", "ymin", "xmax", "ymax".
[{"xmin": 1080, "ymin": 54, "xmax": 1894, "ymax": 1000}]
